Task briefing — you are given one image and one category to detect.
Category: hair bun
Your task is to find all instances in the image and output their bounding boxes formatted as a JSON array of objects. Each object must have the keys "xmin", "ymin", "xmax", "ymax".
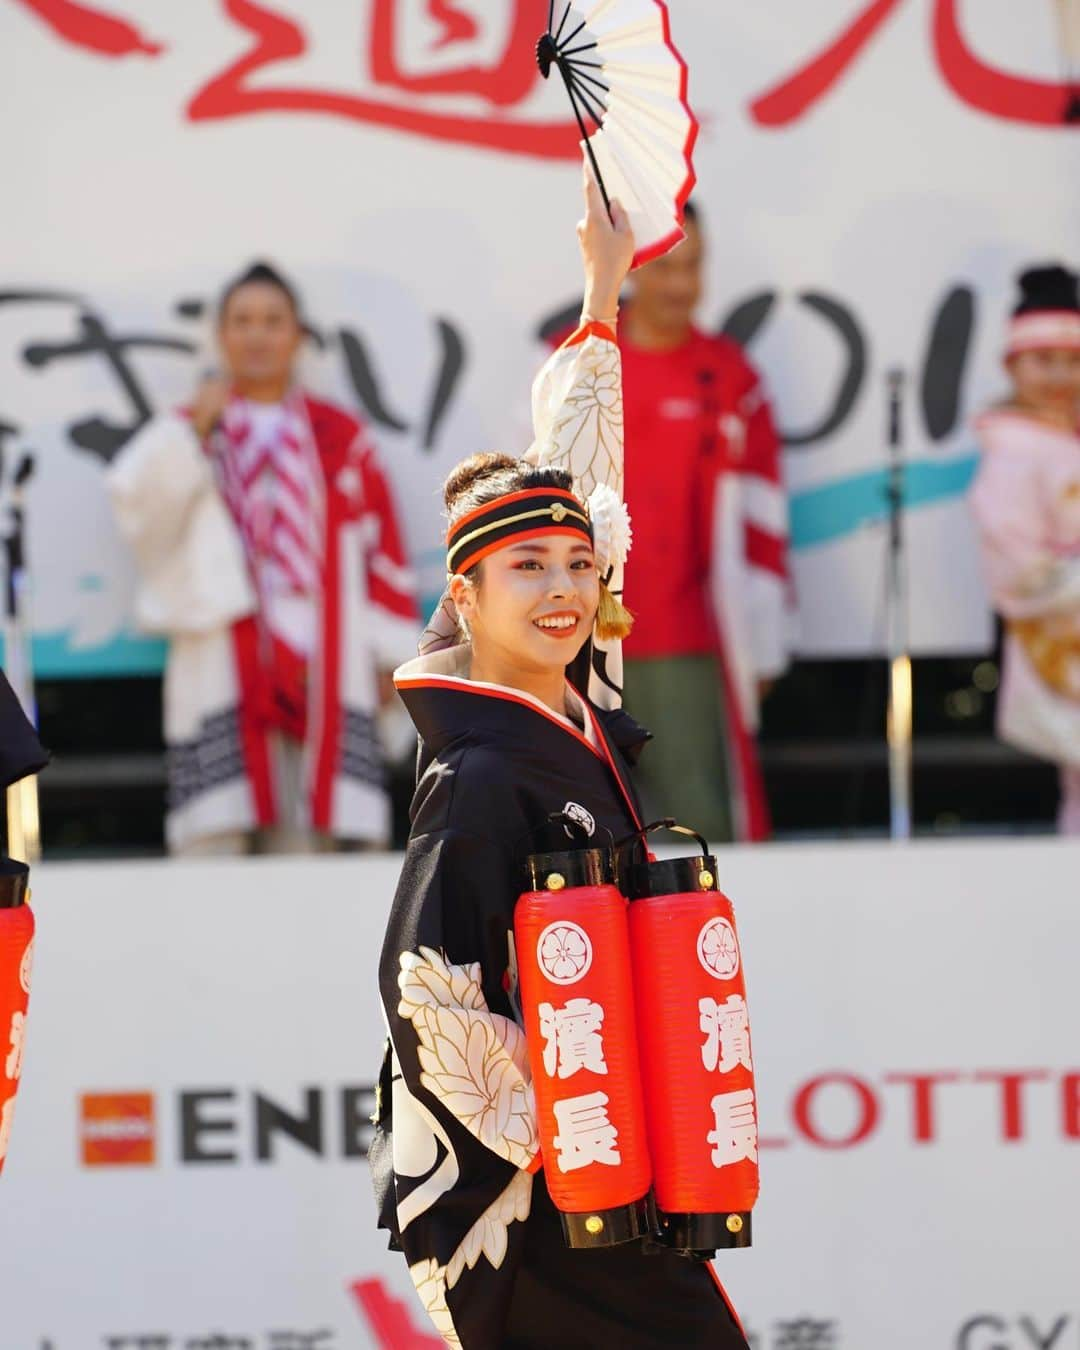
[{"xmin": 443, "ymin": 453, "xmax": 518, "ymax": 511}]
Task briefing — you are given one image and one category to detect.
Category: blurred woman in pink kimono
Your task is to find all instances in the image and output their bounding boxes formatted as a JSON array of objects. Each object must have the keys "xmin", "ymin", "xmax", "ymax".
[{"xmin": 970, "ymin": 265, "xmax": 1080, "ymax": 832}]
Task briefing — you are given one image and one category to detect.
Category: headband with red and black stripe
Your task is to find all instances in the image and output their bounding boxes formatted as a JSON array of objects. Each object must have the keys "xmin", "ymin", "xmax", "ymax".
[
  {"xmin": 1007, "ymin": 310, "xmax": 1080, "ymax": 356},
  {"xmin": 446, "ymin": 487, "xmax": 593, "ymax": 576}
]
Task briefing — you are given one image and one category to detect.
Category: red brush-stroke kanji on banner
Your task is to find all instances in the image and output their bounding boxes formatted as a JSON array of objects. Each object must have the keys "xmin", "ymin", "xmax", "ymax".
[
  {"xmin": 351, "ymin": 1277, "xmax": 446, "ymax": 1349},
  {"xmin": 20, "ymin": 0, "xmax": 1075, "ymax": 151},
  {"xmin": 369, "ymin": 0, "xmax": 539, "ymax": 104},
  {"xmin": 12, "ymin": 0, "xmax": 163, "ymax": 56},
  {"xmin": 187, "ymin": 0, "xmax": 582, "ymax": 159},
  {"xmin": 751, "ymin": 0, "xmax": 1079, "ymax": 129}
]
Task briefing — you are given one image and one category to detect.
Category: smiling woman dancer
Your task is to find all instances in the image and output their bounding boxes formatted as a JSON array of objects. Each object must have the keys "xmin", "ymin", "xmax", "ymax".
[{"xmin": 371, "ymin": 171, "xmax": 750, "ymax": 1350}]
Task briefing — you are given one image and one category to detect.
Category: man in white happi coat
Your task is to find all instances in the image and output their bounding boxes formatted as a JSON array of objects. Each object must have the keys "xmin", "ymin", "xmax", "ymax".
[{"xmin": 109, "ymin": 262, "xmax": 419, "ymax": 854}]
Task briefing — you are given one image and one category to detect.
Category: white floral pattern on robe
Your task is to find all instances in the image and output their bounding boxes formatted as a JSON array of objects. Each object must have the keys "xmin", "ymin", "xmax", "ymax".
[
  {"xmin": 398, "ymin": 947, "xmax": 538, "ymax": 1169},
  {"xmin": 406, "ymin": 1167, "xmax": 535, "ymax": 1346},
  {"xmin": 399, "ymin": 949, "xmax": 540, "ymax": 1346},
  {"xmin": 410, "ymin": 1258, "xmax": 462, "ymax": 1347}
]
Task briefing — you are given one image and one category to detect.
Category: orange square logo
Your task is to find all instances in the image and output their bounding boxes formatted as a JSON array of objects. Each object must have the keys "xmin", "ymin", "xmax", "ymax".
[{"xmin": 80, "ymin": 1092, "xmax": 156, "ymax": 1167}]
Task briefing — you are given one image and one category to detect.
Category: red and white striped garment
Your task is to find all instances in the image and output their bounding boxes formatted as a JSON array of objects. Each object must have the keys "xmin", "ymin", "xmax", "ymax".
[
  {"xmin": 216, "ymin": 396, "xmax": 322, "ymax": 657},
  {"xmin": 108, "ymin": 391, "xmax": 420, "ymax": 850}
]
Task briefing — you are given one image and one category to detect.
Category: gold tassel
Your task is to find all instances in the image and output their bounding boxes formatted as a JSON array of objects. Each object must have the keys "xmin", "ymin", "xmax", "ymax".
[{"xmin": 595, "ymin": 578, "xmax": 634, "ymax": 642}]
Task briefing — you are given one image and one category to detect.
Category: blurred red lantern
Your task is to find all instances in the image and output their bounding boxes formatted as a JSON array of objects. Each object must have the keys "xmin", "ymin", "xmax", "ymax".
[{"xmin": 625, "ymin": 823, "xmax": 759, "ymax": 1252}]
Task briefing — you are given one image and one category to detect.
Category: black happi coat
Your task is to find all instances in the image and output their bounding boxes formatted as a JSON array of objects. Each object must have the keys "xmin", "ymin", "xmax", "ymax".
[{"xmin": 372, "ymin": 653, "xmax": 747, "ymax": 1349}]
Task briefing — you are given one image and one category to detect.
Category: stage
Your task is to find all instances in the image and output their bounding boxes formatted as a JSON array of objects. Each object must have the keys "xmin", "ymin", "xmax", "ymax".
[{"xmin": 3, "ymin": 838, "xmax": 1077, "ymax": 1349}]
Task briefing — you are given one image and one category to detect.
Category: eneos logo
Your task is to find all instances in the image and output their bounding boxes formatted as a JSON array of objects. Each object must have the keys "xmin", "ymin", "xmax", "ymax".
[{"xmin": 80, "ymin": 1092, "xmax": 156, "ymax": 1167}]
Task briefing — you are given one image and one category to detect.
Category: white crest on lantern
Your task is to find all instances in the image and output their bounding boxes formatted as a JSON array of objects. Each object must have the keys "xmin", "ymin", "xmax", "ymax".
[
  {"xmin": 536, "ymin": 921, "xmax": 593, "ymax": 986},
  {"xmin": 18, "ymin": 940, "xmax": 33, "ymax": 996},
  {"xmin": 697, "ymin": 916, "xmax": 741, "ymax": 981}
]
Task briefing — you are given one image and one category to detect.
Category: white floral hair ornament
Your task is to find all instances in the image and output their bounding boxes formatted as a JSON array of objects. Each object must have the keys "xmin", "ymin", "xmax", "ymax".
[
  {"xmin": 586, "ymin": 483, "xmax": 633, "ymax": 576},
  {"xmin": 585, "ymin": 484, "xmax": 634, "ymax": 641}
]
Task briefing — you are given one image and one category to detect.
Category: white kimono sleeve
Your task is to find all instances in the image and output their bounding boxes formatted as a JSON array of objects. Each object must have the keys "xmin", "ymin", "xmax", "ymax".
[
  {"xmin": 970, "ymin": 439, "xmax": 1080, "ymax": 619},
  {"xmin": 526, "ymin": 323, "xmax": 624, "ymax": 499},
  {"xmin": 107, "ymin": 414, "xmax": 255, "ymax": 635}
]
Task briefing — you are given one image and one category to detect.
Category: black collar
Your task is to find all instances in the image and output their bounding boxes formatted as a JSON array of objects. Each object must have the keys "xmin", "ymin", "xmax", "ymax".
[{"xmin": 395, "ymin": 667, "xmax": 650, "ymax": 828}]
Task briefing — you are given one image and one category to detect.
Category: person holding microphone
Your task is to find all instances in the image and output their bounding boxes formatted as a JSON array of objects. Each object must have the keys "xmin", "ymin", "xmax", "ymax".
[{"xmin": 109, "ymin": 262, "xmax": 418, "ymax": 854}]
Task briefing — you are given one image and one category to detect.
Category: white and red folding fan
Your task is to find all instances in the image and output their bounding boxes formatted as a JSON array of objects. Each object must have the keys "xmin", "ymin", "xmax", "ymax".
[{"xmin": 537, "ymin": 0, "xmax": 698, "ymax": 268}]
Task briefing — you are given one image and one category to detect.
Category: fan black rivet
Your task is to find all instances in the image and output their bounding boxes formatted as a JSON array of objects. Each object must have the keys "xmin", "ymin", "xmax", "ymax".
[{"xmin": 536, "ymin": 34, "xmax": 557, "ymax": 78}]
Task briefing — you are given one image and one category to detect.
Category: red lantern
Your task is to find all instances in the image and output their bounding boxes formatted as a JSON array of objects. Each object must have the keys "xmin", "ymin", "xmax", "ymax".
[
  {"xmin": 0, "ymin": 861, "xmax": 34, "ymax": 1175},
  {"xmin": 625, "ymin": 824, "xmax": 759, "ymax": 1252},
  {"xmin": 514, "ymin": 839, "xmax": 654, "ymax": 1248}
]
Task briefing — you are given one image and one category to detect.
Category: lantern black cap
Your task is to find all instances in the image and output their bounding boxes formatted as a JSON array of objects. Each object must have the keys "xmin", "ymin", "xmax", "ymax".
[
  {"xmin": 625, "ymin": 851, "xmax": 720, "ymax": 901},
  {"xmin": 618, "ymin": 819, "xmax": 720, "ymax": 900},
  {"xmin": 521, "ymin": 810, "xmax": 617, "ymax": 891},
  {"xmin": 523, "ymin": 846, "xmax": 615, "ymax": 893},
  {"xmin": 0, "ymin": 857, "xmax": 30, "ymax": 909}
]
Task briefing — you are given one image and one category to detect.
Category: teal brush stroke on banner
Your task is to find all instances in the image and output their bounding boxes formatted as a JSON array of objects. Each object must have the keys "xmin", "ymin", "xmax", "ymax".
[
  {"xmin": 7, "ymin": 452, "xmax": 981, "ymax": 677},
  {"xmin": 789, "ymin": 452, "xmax": 980, "ymax": 550},
  {"xmin": 1, "ymin": 631, "xmax": 168, "ymax": 679}
]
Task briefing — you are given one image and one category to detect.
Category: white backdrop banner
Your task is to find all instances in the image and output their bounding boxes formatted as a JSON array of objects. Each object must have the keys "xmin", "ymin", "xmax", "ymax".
[
  {"xmin": 1, "ymin": 839, "xmax": 1079, "ymax": 1349},
  {"xmin": 2, "ymin": 1, "xmax": 1079, "ymax": 669}
]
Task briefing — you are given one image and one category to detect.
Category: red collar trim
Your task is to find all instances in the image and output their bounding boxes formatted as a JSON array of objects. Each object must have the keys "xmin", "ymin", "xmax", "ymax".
[{"xmin": 578, "ymin": 695, "xmax": 643, "ymax": 831}]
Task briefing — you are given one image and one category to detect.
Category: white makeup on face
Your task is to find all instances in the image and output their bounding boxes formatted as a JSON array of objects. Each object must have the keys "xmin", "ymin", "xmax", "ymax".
[{"xmin": 455, "ymin": 534, "xmax": 600, "ymax": 712}]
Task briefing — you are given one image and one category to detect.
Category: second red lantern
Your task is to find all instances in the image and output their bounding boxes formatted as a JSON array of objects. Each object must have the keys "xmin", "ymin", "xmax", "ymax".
[{"xmin": 625, "ymin": 825, "xmax": 759, "ymax": 1252}]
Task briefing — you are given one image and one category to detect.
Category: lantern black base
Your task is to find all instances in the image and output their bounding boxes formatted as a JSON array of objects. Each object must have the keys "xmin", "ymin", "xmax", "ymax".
[
  {"xmin": 560, "ymin": 1192, "xmax": 657, "ymax": 1249},
  {"xmin": 658, "ymin": 1210, "xmax": 753, "ymax": 1253}
]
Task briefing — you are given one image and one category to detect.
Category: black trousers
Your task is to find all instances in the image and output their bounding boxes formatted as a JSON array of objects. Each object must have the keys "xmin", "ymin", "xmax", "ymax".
[{"xmin": 502, "ymin": 1180, "xmax": 750, "ymax": 1349}]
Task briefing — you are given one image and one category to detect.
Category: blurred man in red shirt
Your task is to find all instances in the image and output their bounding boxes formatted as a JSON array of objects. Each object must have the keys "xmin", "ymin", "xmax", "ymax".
[{"xmin": 615, "ymin": 204, "xmax": 794, "ymax": 840}]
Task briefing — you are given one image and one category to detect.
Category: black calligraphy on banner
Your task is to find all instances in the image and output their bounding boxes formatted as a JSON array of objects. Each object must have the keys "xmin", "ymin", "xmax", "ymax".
[
  {"xmin": 719, "ymin": 284, "xmax": 977, "ymax": 449},
  {"xmin": 751, "ymin": 0, "xmax": 1080, "ymax": 128},
  {"xmin": 920, "ymin": 287, "xmax": 977, "ymax": 443},
  {"xmin": 720, "ymin": 291, "xmax": 868, "ymax": 448},
  {"xmin": 0, "ymin": 290, "xmax": 196, "ymax": 463},
  {"xmin": 537, "ymin": 277, "xmax": 980, "ymax": 452},
  {"xmin": 0, "ymin": 289, "xmax": 467, "ymax": 463}
]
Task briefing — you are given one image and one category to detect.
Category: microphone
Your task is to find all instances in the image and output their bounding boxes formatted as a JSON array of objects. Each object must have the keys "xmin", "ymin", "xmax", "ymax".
[{"xmin": 193, "ymin": 367, "xmax": 230, "ymax": 440}]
